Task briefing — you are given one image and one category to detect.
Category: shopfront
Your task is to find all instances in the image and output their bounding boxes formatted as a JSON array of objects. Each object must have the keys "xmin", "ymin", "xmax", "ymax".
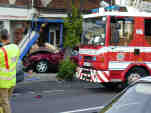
[{"xmin": 36, "ymin": 18, "xmax": 64, "ymax": 48}]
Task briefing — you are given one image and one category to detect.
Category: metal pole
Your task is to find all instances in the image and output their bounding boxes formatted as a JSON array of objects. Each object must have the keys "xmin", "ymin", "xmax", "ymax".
[
  {"xmin": 60, "ymin": 24, "xmax": 63, "ymax": 48},
  {"xmin": 32, "ymin": 0, "xmax": 34, "ymax": 8}
]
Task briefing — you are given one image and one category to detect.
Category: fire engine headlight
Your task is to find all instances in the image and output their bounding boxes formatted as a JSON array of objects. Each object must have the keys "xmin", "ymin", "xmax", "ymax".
[{"xmin": 92, "ymin": 56, "xmax": 96, "ymax": 61}]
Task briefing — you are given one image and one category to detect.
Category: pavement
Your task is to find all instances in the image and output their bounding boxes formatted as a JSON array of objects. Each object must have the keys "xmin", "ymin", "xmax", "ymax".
[
  {"xmin": 23, "ymin": 72, "xmax": 58, "ymax": 83},
  {"xmin": 22, "ymin": 72, "xmax": 102, "ymax": 88},
  {"xmin": 15, "ymin": 72, "xmax": 103, "ymax": 94}
]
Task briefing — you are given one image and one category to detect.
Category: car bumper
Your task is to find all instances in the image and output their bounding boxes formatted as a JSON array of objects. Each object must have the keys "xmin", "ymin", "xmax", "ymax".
[{"xmin": 76, "ymin": 67, "xmax": 110, "ymax": 83}]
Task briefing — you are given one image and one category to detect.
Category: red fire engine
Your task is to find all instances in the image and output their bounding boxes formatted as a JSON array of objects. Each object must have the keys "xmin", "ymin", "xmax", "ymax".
[{"xmin": 76, "ymin": 7, "xmax": 151, "ymax": 88}]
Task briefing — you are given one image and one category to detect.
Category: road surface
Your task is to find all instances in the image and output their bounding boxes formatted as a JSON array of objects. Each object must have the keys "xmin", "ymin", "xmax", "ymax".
[{"xmin": 12, "ymin": 80, "xmax": 118, "ymax": 113}]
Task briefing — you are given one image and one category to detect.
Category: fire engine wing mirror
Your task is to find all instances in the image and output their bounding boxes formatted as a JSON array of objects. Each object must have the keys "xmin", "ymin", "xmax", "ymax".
[{"xmin": 111, "ymin": 31, "xmax": 120, "ymax": 44}]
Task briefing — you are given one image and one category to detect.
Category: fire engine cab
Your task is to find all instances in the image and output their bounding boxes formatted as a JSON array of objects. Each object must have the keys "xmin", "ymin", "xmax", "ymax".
[{"xmin": 76, "ymin": 6, "xmax": 151, "ymax": 88}]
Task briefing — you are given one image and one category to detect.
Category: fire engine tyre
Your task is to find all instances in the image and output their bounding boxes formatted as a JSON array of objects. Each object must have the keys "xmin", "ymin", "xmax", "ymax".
[
  {"xmin": 35, "ymin": 60, "xmax": 49, "ymax": 73},
  {"xmin": 126, "ymin": 67, "xmax": 148, "ymax": 86}
]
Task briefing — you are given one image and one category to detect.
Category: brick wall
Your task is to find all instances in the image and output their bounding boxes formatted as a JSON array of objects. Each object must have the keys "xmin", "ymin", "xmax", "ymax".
[
  {"xmin": 45, "ymin": 0, "xmax": 100, "ymax": 10},
  {"xmin": 0, "ymin": 0, "xmax": 30, "ymax": 6},
  {"xmin": 0, "ymin": 0, "xmax": 9, "ymax": 4},
  {"xmin": 0, "ymin": 0, "xmax": 100, "ymax": 10},
  {"xmin": 50, "ymin": 0, "xmax": 67, "ymax": 9},
  {"xmin": 15, "ymin": 0, "xmax": 27, "ymax": 6}
]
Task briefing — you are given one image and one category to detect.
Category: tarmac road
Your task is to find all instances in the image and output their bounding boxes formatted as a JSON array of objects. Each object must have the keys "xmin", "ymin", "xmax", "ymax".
[
  {"xmin": 12, "ymin": 89, "xmax": 117, "ymax": 113},
  {"xmin": 12, "ymin": 76, "xmax": 118, "ymax": 113}
]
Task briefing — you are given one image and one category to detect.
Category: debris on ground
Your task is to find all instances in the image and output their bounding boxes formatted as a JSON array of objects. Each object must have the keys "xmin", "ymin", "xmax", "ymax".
[{"xmin": 35, "ymin": 95, "xmax": 42, "ymax": 99}]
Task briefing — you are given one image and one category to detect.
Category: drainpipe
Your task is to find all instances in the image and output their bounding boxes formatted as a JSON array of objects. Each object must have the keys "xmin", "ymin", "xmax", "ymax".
[
  {"xmin": 31, "ymin": 0, "xmax": 35, "ymax": 30},
  {"xmin": 31, "ymin": 0, "xmax": 39, "ymax": 30},
  {"xmin": 32, "ymin": 0, "xmax": 34, "ymax": 8}
]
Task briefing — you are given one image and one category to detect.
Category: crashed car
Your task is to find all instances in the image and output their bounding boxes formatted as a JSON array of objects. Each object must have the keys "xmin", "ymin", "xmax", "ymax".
[
  {"xmin": 23, "ymin": 45, "xmax": 64, "ymax": 73},
  {"xmin": 99, "ymin": 76, "xmax": 151, "ymax": 113}
]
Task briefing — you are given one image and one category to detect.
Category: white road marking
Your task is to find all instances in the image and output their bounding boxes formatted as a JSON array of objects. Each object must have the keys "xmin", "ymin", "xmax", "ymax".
[{"xmin": 60, "ymin": 106, "xmax": 104, "ymax": 113}]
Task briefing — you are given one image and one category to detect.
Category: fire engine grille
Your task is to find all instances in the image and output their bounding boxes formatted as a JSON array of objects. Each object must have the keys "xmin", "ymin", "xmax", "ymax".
[
  {"xmin": 82, "ymin": 69, "xmax": 91, "ymax": 74},
  {"xmin": 84, "ymin": 56, "xmax": 92, "ymax": 61}
]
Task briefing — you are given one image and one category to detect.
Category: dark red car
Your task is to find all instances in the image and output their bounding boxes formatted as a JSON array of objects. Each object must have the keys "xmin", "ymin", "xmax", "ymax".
[{"xmin": 23, "ymin": 47, "xmax": 64, "ymax": 73}]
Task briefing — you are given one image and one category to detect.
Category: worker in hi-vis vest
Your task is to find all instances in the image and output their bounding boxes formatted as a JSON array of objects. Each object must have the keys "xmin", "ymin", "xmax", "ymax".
[{"xmin": 0, "ymin": 29, "xmax": 20, "ymax": 113}]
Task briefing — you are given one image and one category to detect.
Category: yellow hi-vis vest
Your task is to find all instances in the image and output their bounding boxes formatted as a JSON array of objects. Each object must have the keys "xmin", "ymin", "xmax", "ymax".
[{"xmin": 0, "ymin": 44, "xmax": 20, "ymax": 88}]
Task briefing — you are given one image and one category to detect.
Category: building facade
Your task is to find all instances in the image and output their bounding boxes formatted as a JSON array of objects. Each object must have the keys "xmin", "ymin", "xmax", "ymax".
[{"xmin": 0, "ymin": 0, "xmax": 100, "ymax": 47}]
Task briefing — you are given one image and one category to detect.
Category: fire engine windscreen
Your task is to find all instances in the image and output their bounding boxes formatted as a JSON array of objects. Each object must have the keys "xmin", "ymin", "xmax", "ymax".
[{"xmin": 82, "ymin": 17, "xmax": 106, "ymax": 46}]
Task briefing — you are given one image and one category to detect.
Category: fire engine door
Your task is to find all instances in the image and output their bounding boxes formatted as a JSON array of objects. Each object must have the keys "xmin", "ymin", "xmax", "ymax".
[{"xmin": 110, "ymin": 17, "xmax": 134, "ymax": 62}]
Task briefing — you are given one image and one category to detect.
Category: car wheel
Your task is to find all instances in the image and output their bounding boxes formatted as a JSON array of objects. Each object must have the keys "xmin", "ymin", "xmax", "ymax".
[
  {"xmin": 35, "ymin": 60, "xmax": 49, "ymax": 73},
  {"xmin": 126, "ymin": 67, "xmax": 148, "ymax": 86}
]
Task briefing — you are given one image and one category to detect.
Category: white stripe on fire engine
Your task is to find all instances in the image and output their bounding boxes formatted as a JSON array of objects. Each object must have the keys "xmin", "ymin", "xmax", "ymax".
[
  {"xmin": 90, "ymin": 69, "xmax": 95, "ymax": 82},
  {"xmin": 109, "ymin": 61, "xmax": 151, "ymax": 70},
  {"xmin": 145, "ymin": 62, "xmax": 151, "ymax": 69},
  {"xmin": 78, "ymin": 68, "xmax": 82, "ymax": 79},
  {"xmin": 75, "ymin": 72, "xmax": 78, "ymax": 78},
  {"xmin": 104, "ymin": 71, "xmax": 109, "ymax": 76},
  {"xmin": 97, "ymin": 71, "xmax": 109, "ymax": 82},
  {"xmin": 79, "ymin": 46, "xmax": 151, "ymax": 55},
  {"xmin": 109, "ymin": 61, "xmax": 131, "ymax": 70}
]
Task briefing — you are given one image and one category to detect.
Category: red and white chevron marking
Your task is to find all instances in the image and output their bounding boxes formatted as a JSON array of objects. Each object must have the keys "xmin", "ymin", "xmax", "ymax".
[{"xmin": 76, "ymin": 67, "xmax": 110, "ymax": 83}]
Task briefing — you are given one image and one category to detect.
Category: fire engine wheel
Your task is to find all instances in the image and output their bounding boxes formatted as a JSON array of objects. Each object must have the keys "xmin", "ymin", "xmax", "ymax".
[
  {"xmin": 35, "ymin": 60, "xmax": 49, "ymax": 73},
  {"xmin": 126, "ymin": 67, "xmax": 148, "ymax": 86}
]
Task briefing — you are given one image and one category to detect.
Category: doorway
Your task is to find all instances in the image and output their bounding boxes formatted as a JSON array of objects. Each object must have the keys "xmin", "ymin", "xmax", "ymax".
[{"xmin": 49, "ymin": 29, "xmax": 56, "ymax": 47}]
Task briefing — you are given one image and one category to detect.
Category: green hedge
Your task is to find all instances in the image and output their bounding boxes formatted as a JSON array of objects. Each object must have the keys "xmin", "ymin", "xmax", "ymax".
[{"xmin": 57, "ymin": 58, "xmax": 77, "ymax": 81}]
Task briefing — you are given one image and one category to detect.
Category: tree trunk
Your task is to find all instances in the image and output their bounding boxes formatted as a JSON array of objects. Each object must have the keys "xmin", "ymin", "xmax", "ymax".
[{"xmin": 64, "ymin": 47, "xmax": 72, "ymax": 59}]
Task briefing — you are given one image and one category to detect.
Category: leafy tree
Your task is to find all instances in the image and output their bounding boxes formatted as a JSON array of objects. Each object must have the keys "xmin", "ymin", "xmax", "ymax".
[
  {"xmin": 57, "ymin": 57, "xmax": 77, "ymax": 81},
  {"xmin": 63, "ymin": 5, "xmax": 83, "ymax": 57}
]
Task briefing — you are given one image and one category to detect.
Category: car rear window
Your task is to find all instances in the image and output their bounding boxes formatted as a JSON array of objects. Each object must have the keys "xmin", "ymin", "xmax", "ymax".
[{"xmin": 99, "ymin": 83, "xmax": 151, "ymax": 113}]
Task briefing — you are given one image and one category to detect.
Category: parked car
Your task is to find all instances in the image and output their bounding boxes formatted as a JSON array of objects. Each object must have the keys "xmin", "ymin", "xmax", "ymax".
[
  {"xmin": 23, "ymin": 47, "xmax": 64, "ymax": 73},
  {"xmin": 98, "ymin": 76, "xmax": 151, "ymax": 113},
  {"xmin": 16, "ymin": 60, "xmax": 24, "ymax": 83}
]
